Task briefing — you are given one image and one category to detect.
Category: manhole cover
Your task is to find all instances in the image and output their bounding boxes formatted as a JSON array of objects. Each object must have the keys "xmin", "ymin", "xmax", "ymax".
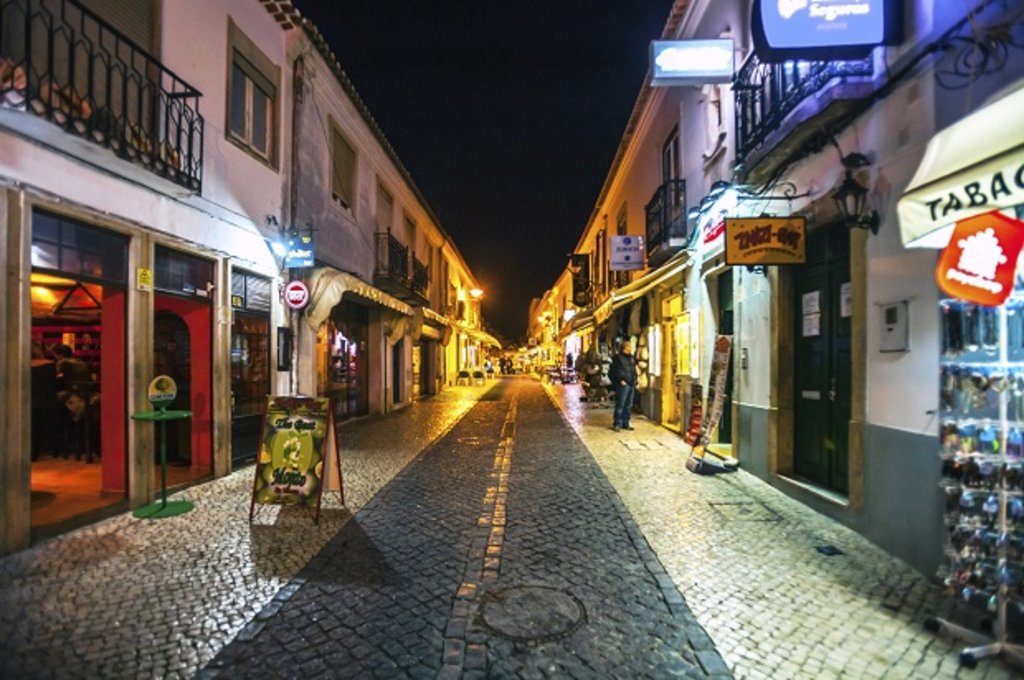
[{"xmin": 479, "ymin": 585, "xmax": 586, "ymax": 642}]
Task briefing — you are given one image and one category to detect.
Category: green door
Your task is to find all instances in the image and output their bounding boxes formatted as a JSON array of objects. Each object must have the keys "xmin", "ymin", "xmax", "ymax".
[{"xmin": 794, "ymin": 229, "xmax": 850, "ymax": 494}]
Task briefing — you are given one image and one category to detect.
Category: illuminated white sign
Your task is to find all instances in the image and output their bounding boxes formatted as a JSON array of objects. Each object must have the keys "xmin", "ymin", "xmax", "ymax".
[
  {"xmin": 650, "ymin": 40, "xmax": 735, "ymax": 86},
  {"xmin": 610, "ymin": 235, "xmax": 646, "ymax": 271}
]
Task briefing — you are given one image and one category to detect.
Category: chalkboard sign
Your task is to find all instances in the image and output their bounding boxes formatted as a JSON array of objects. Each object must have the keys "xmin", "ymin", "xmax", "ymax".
[{"xmin": 249, "ymin": 396, "xmax": 344, "ymax": 523}]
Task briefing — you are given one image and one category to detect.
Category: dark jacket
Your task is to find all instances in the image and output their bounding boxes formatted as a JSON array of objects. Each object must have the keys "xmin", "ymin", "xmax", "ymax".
[{"xmin": 609, "ymin": 351, "xmax": 637, "ymax": 387}]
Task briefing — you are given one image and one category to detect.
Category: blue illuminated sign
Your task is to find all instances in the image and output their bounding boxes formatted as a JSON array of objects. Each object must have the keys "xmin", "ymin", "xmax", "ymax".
[
  {"xmin": 753, "ymin": 0, "xmax": 900, "ymax": 61},
  {"xmin": 650, "ymin": 40, "xmax": 735, "ymax": 86},
  {"xmin": 284, "ymin": 235, "xmax": 314, "ymax": 268}
]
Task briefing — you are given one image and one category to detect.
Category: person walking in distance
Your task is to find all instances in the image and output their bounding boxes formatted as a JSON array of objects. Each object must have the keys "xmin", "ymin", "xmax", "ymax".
[{"xmin": 608, "ymin": 340, "xmax": 637, "ymax": 432}]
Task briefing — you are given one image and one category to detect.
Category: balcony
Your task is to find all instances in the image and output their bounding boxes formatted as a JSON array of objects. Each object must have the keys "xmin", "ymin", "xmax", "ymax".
[
  {"xmin": 644, "ymin": 178, "xmax": 688, "ymax": 267},
  {"xmin": 411, "ymin": 255, "xmax": 428, "ymax": 297},
  {"xmin": 374, "ymin": 230, "xmax": 427, "ymax": 306},
  {"xmin": 0, "ymin": 0, "xmax": 204, "ymax": 192},
  {"xmin": 733, "ymin": 52, "xmax": 873, "ymax": 186}
]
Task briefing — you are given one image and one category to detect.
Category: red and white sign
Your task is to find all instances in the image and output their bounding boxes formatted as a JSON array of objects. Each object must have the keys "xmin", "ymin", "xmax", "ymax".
[
  {"xmin": 283, "ymin": 280, "xmax": 310, "ymax": 310},
  {"xmin": 703, "ymin": 219, "xmax": 725, "ymax": 247},
  {"xmin": 936, "ymin": 211, "xmax": 1024, "ymax": 307}
]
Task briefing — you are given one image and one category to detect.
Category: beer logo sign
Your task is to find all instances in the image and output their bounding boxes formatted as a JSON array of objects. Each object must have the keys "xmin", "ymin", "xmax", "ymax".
[{"xmin": 148, "ymin": 375, "xmax": 177, "ymax": 406}]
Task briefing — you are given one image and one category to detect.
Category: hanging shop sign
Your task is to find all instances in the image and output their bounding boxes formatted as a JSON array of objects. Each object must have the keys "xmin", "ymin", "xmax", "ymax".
[
  {"xmin": 249, "ymin": 396, "xmax": 344, "ymax": 524},
  {"xmin": 610, "ymin": 235, "xmax": 645, "ymax": 271},
  {"xmin": 284, "ymin": 235, "xmax": 315, "ymax": 268},
  {"xmin": 935, "ymin": 211, "xmax": 1024, "ymax": 307},
  {"xmin": 725, "ymin": 217, "xmax": 806, "ymax": 266},
  {"xmin": 751, "ymin": 0, "xmax": 901, "ymax": 62},
  {"xmin": 650, "ymin": 39, "xmax": 734, "ymax": 86},
  {"xmin": 283, "ymin": 280, "xmax": 310, "ymax": 310},
  {"xmin": 570, "ymin": 253, "xmax": 592, "ymax": 307}
]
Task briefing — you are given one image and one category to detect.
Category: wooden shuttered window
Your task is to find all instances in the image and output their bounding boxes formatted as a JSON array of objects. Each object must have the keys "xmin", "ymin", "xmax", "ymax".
[{"xmin": 331, "ymin": 128, "xmax": 356, "ymax": 208}]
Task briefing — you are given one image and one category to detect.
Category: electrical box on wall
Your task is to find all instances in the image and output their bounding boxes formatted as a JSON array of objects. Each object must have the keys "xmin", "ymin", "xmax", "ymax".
[{"xmin": 880, "ymin": 301, "xmax": 909, "ymax": 353}]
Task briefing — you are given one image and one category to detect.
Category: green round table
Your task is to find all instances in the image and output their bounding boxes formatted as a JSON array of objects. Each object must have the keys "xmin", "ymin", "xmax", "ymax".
[{"xmin": 130, "ymin": 408, "xmax": 194, "ymax": 519}]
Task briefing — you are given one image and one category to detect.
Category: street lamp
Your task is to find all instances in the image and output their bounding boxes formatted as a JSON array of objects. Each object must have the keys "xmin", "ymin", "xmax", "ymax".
[
  {"xmin": 469, "ymin": 287, "xmax": 484, "ymax": 299},
  {"xmin": 832, "ymin": 153, "xmax": 880, "ymax": 235}
]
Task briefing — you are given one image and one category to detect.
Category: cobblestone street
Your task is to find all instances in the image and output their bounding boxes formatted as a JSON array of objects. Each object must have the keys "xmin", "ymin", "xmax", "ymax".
[{"xmin": 0, "ymin": 376, "xmax": 1020, "ymax": 678}]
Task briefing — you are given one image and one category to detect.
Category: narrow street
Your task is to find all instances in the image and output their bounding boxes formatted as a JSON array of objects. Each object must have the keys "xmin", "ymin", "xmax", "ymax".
[
  {"xmin": 206, "ymin": 379, "xmax": 721, "ymax": 678},
  {"xmin": 0, "ymin": 376, "xmax": 1017, "ymax": 678}
]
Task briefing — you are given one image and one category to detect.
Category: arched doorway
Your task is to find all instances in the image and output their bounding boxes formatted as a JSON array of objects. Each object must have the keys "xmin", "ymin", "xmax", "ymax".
[{"xmin": 154, "ymin": 310, "xmax": 192, "ymax": 471}]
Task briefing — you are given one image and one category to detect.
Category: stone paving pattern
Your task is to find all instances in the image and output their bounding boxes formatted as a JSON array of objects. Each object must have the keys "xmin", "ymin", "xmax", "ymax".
[
  {"xmin": 547, "ymin": 381, "xmax": 1018, "ymax": 679},
  {"xmin": 0, "ymin": 384, "xmax": 489, "ymax": 679},
  {"xmin": 206, "ymin": 379, "xmax": 724, "ymax": 678},
  {"xmin": 0, "ymin": 375, "xmax": 1021, "ymax": 678}
]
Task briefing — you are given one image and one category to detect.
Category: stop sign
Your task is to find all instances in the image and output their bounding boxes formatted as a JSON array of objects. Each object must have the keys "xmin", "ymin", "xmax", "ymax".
[{"xmin": 283, "ymin": 280, "xmax": 310, "ymax": 310}]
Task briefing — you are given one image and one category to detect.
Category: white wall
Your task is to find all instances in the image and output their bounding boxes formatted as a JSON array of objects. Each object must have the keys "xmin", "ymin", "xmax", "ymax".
[{"xmin": 160, "ymin": 0, "xmax": 288, "ymax": 242}]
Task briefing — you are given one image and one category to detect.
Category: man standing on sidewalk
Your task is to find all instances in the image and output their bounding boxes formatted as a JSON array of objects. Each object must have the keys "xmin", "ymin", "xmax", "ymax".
[{"xmin": 608, "ymin": 340, "xmax": 637, "ymax": 432}]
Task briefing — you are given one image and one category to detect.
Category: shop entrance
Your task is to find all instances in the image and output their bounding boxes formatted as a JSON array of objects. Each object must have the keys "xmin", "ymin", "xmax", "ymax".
[
  {"xmin": 793, "ymin": 226, "xmax": 851, "ymax": 494},
  {"xmin": 319, "ymin": 299, "xmax": 369, "ymax": 422},
  {"xmin": 29, "ymin": 210, "xmax": 128, "ymax": 533},
  {"xmin": 230, "ymin": 271, "xmax": 271, "ymax": 465},
  {"xmin": 153, "ymin": 246, "xmax": 214, "ymax": 484},
  {"xmin": 712, "ymin": 272, "xmax": 734, "ymax": 449},
  {"xmin": 412, "ymin": 343, "xmax": 422, "ymax": 400},
  {"xmin": 392, "ymin": 339, "xmax": 404, "ymax": 406}
]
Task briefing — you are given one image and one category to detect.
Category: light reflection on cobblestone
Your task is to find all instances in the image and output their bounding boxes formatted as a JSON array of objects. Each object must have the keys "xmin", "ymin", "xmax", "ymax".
[
  {"xmin": 0, "ymin": 384, "xmax": 489, "ymax": 679},
  {"xmin": 546, "ymin": 381, "xmax": 1017, "ymax": 679}
]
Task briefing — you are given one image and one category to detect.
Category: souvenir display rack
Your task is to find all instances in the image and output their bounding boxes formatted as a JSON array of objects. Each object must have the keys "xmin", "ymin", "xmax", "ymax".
[{"xmin": 927, "ymin": 295, "xmax": 1024, "ymax": 668}]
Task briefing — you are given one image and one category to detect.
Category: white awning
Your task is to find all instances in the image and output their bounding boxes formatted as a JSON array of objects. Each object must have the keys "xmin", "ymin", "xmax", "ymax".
[
  {"xmin": 899, "ymin": 81, "xmax": 1024, "ymax": 248},
  {"xmin": 458, "ymin": 325, "xmax": 502, "ymax": 349},
  {"xmin": 305, "ymin": 267, "xmax": 413, "ymax": 329}
]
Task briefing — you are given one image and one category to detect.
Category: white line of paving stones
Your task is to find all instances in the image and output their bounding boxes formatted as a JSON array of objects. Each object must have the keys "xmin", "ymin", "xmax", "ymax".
[
  {"xmin": 544, "ymin": 382, "xmax": 1019, "ymax": 680},
  {"xmin": 0, "ymin": 383, "xmax": 493, "ymax": 680}
]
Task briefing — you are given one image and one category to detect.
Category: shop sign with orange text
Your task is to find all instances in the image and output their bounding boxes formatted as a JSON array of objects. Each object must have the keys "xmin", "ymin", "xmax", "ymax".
[
  {"xmin": 725, "ymin": 217, "xmax": 806, "ymax": 266},
  {"xmin": 936, "ymin": 211, "xmax": 1024, "ymax": 307}
]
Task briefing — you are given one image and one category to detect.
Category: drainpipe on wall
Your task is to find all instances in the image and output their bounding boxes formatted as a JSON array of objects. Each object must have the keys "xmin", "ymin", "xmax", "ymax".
[{"xmin": 287, "ymin": 55, "xmax": 305, "ymax": 396}]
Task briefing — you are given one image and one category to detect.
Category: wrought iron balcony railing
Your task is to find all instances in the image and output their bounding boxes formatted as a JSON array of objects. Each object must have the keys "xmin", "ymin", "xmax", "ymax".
[
  {"xmin": 733, "ymin": 52, "xmax": 873, "ymax": 172},
  {"xmin": 0, "ymin": 0, "xmax": 204, "ymax": 191},
  {"xmin": 645, "ymin": 178, "xmax": 688, "ymax": 254},
  {"xmin": 375, "ymin": 230, "xmax": 409, "ymax": 283},
  {"xmin": 411, "ymin": 256, "xmax": 428, "ymax": 296}
]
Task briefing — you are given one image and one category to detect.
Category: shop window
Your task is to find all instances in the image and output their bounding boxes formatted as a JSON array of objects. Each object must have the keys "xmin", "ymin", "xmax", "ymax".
[
  {"xmin": 155, "ymin": 245, "xmax": 214, "ymax": 297},
  {"xmin": 31, "ymin": 210, "xmax": 128, "ymax": 282},
  {"xmin": 226, "ymin": 19, "xmax": 279, "ymax": 166},
  {"xmin": 231, "ymin": 270, "xmax": 272, "ymax": 312}
]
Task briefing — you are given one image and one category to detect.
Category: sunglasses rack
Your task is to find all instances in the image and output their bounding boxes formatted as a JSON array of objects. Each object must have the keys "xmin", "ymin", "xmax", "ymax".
[{"xmin": 927, "ymin": 298, "xmax": 1024, "ymax": 668}]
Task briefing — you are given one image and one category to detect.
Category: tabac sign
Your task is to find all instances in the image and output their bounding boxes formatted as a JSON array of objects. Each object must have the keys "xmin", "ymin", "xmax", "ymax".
[
  {"xmin": 724, "ymin": 217, "xmax": 806, "ymax": 266},
  {"xmin": 936, "ymin": 211, "xmax": 1024, "ymax": 307}
]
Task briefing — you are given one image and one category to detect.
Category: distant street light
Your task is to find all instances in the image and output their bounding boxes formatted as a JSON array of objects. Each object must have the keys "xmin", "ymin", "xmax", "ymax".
[{"xmin": 469, "ymin": 287, "xmax": 484, "ymax": 299}]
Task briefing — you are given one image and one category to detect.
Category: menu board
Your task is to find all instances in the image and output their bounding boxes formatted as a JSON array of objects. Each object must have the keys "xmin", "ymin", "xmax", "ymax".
[{"xmin": 249, "ymin": 396, "xmax": 343, "ymax": 523}]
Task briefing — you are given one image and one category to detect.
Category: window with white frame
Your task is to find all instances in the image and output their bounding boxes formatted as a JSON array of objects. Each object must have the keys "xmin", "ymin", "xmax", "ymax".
[{"xmin": 227, "ymin": 21, "xmax": 278, "ymax": 166}]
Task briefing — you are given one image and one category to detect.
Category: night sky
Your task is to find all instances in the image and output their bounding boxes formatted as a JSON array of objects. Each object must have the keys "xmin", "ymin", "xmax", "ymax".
[{"xmin": 294, "ymin": 1, "xmax": 675, "ymax": 342}]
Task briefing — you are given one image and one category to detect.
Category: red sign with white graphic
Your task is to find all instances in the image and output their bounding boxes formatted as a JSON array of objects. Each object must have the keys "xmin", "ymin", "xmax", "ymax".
[
  {"xmin": 936, "ymin": 211, "xmax": 1024, "ymax": 307},
  {"xmin": 283, "ymin": 280, "xmax": 310, "ymax": 310}
]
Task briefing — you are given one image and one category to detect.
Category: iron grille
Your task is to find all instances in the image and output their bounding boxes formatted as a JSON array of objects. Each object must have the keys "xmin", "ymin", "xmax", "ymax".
[
  {"xmin": 733, "ymin": 52, "xmax": 873, "ymax": 166},
  {"xmin": 644, "ymin": 179, "xmax": 688, "ymax": 252},
  {"xmin": 0, "ymin": 0, "xmax": 204, "ymax": 191}
]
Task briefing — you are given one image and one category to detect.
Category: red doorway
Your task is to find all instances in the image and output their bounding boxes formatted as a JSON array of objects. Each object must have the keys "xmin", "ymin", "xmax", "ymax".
[{"xmin": 154, "ymin": 295, "xmax": 213, "ymax": 479}]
